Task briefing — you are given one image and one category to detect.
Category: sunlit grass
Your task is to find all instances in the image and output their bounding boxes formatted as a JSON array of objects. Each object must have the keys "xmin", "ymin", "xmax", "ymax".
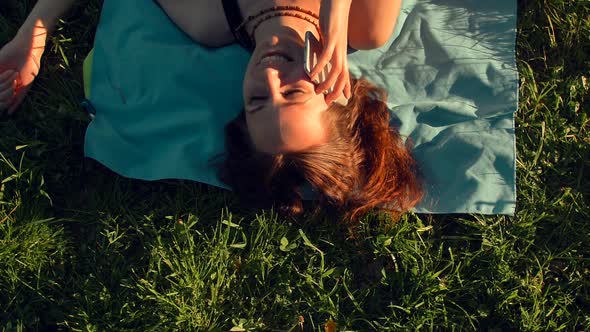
[{"xmin": 1, "ymin": 0, "xmax": 589, "ymax": 330}]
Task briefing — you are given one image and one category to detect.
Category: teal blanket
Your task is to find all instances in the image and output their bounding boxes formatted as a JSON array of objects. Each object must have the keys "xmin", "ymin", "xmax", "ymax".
[{"xmin": 84, "ymin": 0, "xmax": 518, "ymax": 215}]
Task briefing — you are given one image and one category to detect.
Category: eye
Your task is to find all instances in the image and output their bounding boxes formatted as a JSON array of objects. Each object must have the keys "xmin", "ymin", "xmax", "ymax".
[
  {"xmin": 248, "ymin": 95, "xmax": 268, "ymax": 107},
  {"xmin": 282, "ymin": 89, "xmax": 306, "ymax": 97},
  {"xmin": 250, "ymin": 96, "xmax": 268, "ymax": 103},
  {"xmin": 246, "ymin": 95, "xmax": 267, "ymax": 113}
]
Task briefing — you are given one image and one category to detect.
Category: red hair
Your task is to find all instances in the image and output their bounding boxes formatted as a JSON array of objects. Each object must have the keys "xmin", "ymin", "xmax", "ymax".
[{"xmin": 215, "ymin": 78, "xmax": 422, "ymax": 225}]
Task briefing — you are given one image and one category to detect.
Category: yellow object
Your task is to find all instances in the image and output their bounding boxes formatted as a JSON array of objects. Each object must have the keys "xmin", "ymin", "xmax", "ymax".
[{"xmin": 82, "ymin": 48, "xmax": 94, "ymax": 98}]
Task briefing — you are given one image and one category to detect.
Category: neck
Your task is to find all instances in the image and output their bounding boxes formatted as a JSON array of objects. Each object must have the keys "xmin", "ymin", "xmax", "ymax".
[{"xmin": 242, "ymin": 0, "xmax": 322, "ymax": 48}]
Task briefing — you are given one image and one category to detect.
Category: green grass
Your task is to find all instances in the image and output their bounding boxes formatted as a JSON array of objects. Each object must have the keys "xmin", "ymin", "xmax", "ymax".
[{"xmin": 1, "ymin": 0, "xmax": 589, "ymax": 330}]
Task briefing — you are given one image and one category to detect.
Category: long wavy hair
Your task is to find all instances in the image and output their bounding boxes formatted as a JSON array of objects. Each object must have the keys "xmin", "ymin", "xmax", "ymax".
[{"xmin": 215, "ymin": 78, "xmax": 422, "ymax": 224}]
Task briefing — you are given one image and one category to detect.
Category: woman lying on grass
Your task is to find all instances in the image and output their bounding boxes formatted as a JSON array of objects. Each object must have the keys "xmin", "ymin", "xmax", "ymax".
[{"xmin": 0, "ymin": 0, "xmax": 422, "ymax": 223}]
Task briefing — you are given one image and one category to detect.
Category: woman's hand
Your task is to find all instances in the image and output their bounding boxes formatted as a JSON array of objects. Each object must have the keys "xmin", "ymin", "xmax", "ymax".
[
  {"xmin": 309, "ymin": 0, "xmax": 353, "ymax": 105},
  {"xmin": 0, "ymin": 26, "xmax": 46, "ymax": 114}
]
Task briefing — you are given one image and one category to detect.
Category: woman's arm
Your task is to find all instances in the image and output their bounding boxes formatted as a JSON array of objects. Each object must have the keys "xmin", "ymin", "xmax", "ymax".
[
  {"xmin": 21, "ymin": 0, "xmax": 79, "ymax": 32},
  {"xmin": 0, "ymin": 0, "xmax": 79, "ymax": 113},
  {"xmin": 10, "ymin": 0, "xmax": 79, "ymax": 58},
  {"xmin": 17, "ymin": 0, "xmax": 80, "ymax": 49},
  {"xmin": 348, "ymin": 0, "xmax": 402, "ymax": 50},
  {"xmin": 155, "ymin": 0, "xmax": 233, "ymax": 47}
]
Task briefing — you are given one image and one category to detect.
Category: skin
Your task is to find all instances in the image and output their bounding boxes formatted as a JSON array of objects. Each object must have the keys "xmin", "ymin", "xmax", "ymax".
[
  {"xmin": 156, "ymin": 0, "xmax": 402, "ymax": 154},
  {"xmin": 158, "ymin": 0, "xmax": 330, "ymax": 154},
  {"xmin": 241, "ymin": 7, "xmax": 330, "ymax": 154},
  {"xmin": 3, "ymin": 0, "xmax": 402, "ymax": 153},
  {"xmin": 0, "ymin": 0, "xmax": 77, "ymax": 113}
]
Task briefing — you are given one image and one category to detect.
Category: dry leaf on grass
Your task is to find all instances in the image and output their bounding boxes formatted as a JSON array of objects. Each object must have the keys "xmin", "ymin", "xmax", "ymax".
[{"xmin": 324, "ymin": 319, "xmax": 337, "ymax": 332}]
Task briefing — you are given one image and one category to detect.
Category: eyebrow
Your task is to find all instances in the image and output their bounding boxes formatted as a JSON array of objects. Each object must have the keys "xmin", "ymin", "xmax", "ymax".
[{"xmin": 247, "ymin": 95, "xmax": 314, "ymax": 114}]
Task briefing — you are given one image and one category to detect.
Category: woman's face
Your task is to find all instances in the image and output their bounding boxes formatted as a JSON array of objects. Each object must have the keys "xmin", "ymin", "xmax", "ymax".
[{"xmin": 243, "ymin": 36, "xmax": 330, "ymax": 154}]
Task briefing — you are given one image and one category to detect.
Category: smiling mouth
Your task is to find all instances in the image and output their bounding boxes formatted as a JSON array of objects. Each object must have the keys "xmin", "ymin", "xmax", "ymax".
[{"xmin": 258, "ymin": 51, "xmax": 294, "ymax": 65}]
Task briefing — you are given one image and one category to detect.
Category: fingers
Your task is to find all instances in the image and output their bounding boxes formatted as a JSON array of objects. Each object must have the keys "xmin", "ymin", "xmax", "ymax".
[
  {"xmin": 0, "ymin": 72, "xmax": 27, "ymax": 114},
  {"xmin": 335, "ymin": 57, "xmax": 350, "ymax": 101},
  {"xmin": 342, "ymin": 59, "xmax": 351, "ymax": 100},
  {"xmin": 324, "ymin": 69, "xmax": 346, "ymax": 104},
  {"xmin": 0, "ymin": 84, "xmax": 14, "ymax": 100},
  {"xmin": 344, "ymin": 75, "xmax": 352, "ymax": 99},
  {"xmin": 309, "ymin": 42, "xmax": 335, "ymax": 81},
  {"xmin": 8, "ymin": 85, "xmax": 29, "ymax": 114},
  {"xmin": 0, "ymin": 70, "xmax": 16, "ymax": 82},
  {"xmin": 314, "ymin": 51, "xmax": 341, "ymax": 94},
  {"xmin": 0, "ymin": 70, "xmax": 17, "ymax": 89},
  {"xmin": 314, "ymin": 44, "xmax": 350, "ymax": 105},
  {"xmin": 0, "ymin": 71, "xmax": 17, "ymax": 110}
]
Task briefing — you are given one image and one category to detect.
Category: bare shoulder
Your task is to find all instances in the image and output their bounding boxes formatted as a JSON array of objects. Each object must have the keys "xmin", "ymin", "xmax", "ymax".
[
  {"xmin": 155, "ymin": 0, "xmax": 234, "ymax": 47},
  {"xmin": 348, "ymin": 0, "xmax": 402, "ymax": 50}
]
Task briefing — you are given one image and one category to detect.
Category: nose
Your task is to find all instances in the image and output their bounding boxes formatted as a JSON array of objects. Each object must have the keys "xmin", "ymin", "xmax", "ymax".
[{"xmin": 262, "ymin": 68, "xmax": 281, "ymax": 98}]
